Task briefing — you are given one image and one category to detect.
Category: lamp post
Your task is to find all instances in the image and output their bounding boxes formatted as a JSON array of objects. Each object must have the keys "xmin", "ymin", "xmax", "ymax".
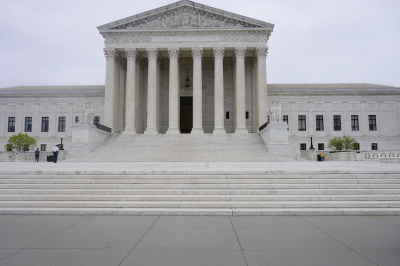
[
  {"xmin": 60, "ymin": 137, "xmax": 64, "ymax": 150},
  {"xmin": 309, "ymin": 136, "xmax": 314, "ymax": 150}
]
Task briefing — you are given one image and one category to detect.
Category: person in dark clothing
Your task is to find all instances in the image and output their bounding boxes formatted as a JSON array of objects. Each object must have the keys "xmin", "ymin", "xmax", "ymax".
[
  {"xmin": 52, "ymin": 145, "xmax": 59, "ymax": 163},
  {"xmin": 34, "ymin": 148, "xmax": 40, "ymax": 162}
]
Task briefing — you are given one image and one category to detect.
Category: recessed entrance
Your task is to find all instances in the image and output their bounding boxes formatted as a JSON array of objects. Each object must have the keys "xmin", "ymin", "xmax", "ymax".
[{"xmin": 180, "ymin": 96, "xmax": 193, "ymax": 133}]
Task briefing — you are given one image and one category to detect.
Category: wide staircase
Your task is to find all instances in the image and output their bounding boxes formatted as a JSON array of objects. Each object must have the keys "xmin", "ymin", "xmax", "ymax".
[
  {"xmin": 68, "ymin": 133, "xmax": 294, "ymax": 162},
  {"xmin": 0, "ymin": 171, "xmax": 399, "ymax": 215}
]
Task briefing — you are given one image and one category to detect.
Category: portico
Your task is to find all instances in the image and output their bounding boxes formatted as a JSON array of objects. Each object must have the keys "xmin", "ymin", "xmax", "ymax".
[{"xmin": 98, "ymin": 0, "xmax": 274, "ymax": 135}]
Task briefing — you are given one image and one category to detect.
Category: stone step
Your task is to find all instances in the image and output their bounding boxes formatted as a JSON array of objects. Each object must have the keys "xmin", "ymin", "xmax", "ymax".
[
  {"xmin": 0, "ymin": 207, "xmax": 400, "ymax": 216},
  {"xmin": 1, "ymin": 178, "xmax": 400, "ymax": 184},
  {"xmin": 1, "ymin": 188, "xmax": 399, "ymax": 195},
  {"xmin": 0, "ymin": 200, "xmax": 399, "ymax": 208},
  {"xmin": 1, "ymin": 194, "xmax": 399, "ymax": 201},
  {"xmin": 1, "ymin": 174, "xmax": 399, "ymax": 179},
  {"xmin": 2, "ymin": 183, "xmax": 400, "ymax": 189}
]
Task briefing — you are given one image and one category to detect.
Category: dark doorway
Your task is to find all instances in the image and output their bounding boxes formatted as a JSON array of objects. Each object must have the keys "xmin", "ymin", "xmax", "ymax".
[{"xmin": 180, "ymin": 97, "xmax": 193, "ymax": 133}]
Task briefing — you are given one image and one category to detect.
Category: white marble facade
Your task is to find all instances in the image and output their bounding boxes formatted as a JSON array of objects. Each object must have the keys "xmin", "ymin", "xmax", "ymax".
[{"xmin": 0, "ymin": 1, "xmax": 399, "ymax": 153}]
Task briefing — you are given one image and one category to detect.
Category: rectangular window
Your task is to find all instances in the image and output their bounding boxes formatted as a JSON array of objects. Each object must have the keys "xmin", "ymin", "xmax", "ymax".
[
  {"xmin": 40, "ymin": 144, "xmax": 46, "ymax": 151},
  {"xmin": 93, "ymin": 116, "xmax": 100, "ymax": 125},
  {"xmin": 75, "ymin": 116, "xmax": 79, "ymax": 123},
  {"xmin": 41, "ymin": 117, "xmax": 49, "ymax": 132},
  {"xmin": 8, "ymin": 117, "xmax": 15, "ymax": 132},
  {"xmin": 300, "ymin": 143, "xmax": 307, "ymax": 150},
  {"xmin": 333, "ymin": 115, "xmax": 341, "ymax": 131},
  {"xmin": 351, "ymin": 115, "xmax": 359, "ymax": 131},
  {"xmin": 369, "ymin": 115, "xmax": 377, "ymax": 131},
  {"xmin": 298, "ymin": 115, "xmax": 306, "ymax": 131},
  {"xmin": 23, "ymin": 144, "xmax": 29, "ymax": 151},
  {"xmin": 25, "ymin": 117, "xmax": 32, "ymax": 132},
  {"xmin": 6, "ymin": 144, "xmax": 12, "ymax": 151},
  {"xmin": 318, "ymin": 143, "xmax": 325, "ymax": 150},
  {"xmin": 371, "ymin": 143, "xmax": 378, "ymax": 150},
  {"xmin": 58, "ymin": 117, "xmax": 66, "ymax": 132},
  {"xmin": 354, "ymin": 143, "xmax": 360, "ymax": 150},
  {"xmin": 245, "ymin": 111, "xmax": 249, "ymax": 119},
  {"xmin": 316, "ymin": 115, "xmax": 324, "ymax": 131}
]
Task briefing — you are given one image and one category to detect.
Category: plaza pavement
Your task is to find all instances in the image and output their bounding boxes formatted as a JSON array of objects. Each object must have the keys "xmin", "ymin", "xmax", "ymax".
[
  {"xmin": 0, "ymin": 214, "xmax": 399, "ymax": 266},
  {"xmin": 0, "ymin": 160, "xmax": 399, "ymax": 265}
]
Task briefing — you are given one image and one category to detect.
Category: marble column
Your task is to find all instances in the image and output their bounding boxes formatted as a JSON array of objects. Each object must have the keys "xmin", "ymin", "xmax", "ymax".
[
  {"xmin": 213, "ymin": 47, "xmax": 226, "ymax": 134},
  {"xmin": 123, "ymin": 48, "xmax": 137, "ymax": 134},
  {"xmin": 167, "ymin": 47, "xmax": 180, "ymax": 134},
  {"xmin": 256, "ymin": 46, "xmax": 268, "ymax": 131},
  {"xmin": 103, "ymin": 48, "xmax": 116, "ymax": 130},
  {"xmin": 234, "ymin": 47, "xmax": 248, "ymax": 133},
  {"xmin": 191, "ymin": 47, "xmax": 204, "ymax": 134},
  {"xmin": 144, "ymin": 48, "xmax": 158, "ymax": 134}
]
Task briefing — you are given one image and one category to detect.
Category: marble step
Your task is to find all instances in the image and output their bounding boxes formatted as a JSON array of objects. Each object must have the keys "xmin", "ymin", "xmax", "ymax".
[
  {"xmin": 0, "ymin": 200, "xmax": 399, "ymax": 208},
  {"xmin": 1, "ymin": 207, "xmax": 400, "ymax": 216},
  {"xmin": 2, "ymin": 178, "xmax": 400, "ymax": 184},
  {"xmin": 1, "ymin": 174, "xmax": 399, "ymax": 179},
  {"xmin": 1, "ymin": 188, "xmax": 399, "ymax": 195},
  {"xmin": 2, "ymin": 183, "xmax": 400, "ymax": 189},
  {"xmin": 1, "ymin": 194, "xmax": 400, "ymax": 201}
]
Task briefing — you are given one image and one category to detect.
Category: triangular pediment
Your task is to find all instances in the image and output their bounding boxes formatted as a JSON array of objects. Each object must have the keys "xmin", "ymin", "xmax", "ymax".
[{"xmin": 98, "ymin": 0, "xmax": 274, "ymax": 31}]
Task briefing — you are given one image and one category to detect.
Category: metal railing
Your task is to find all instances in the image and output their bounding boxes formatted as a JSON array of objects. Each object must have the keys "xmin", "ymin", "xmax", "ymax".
[{"xmin": 94, "ymin": 123, "xmax": 112, "ymax": 133}]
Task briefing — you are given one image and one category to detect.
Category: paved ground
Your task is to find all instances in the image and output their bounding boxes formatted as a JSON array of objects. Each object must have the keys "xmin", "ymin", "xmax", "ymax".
[{"xmin": 0, "ymin": 215, "xmax": 399, "ymax": 266}]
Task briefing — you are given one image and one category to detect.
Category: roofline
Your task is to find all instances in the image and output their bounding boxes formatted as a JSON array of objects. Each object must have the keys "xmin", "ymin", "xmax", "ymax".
[{"xmin": 97, "ymin": 0, "xmax": 274, "ymax": 32}]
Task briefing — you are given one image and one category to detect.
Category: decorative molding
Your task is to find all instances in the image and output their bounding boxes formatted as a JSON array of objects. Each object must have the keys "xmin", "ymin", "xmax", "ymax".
[
  {"xmin": 103, "ymin": 31, "xmax": 269, "ymax": 44},
  {"xmin": 146, "ymin": 48, "xmax": 158, "ymax": 59},
  {"xmin": 125, "ymin": 48, "xmax": 137, "ymax": 60},
  {"xmin": 103, "ymin": 48, "xmax": 116, "ymax": 60},
  {"xmin": 213, "ymin": 47, "xmax": 225, "ymax": 59},
  {"xmin": 110, "ymin": 7, "xmax": 261, "ymax": 30},
  {"xmin": 168, "ymin": 47, "xmax": 180, "ymax": 59},
  {"xmin": 191, "ymin": 47, "xmax": 203, "ymax": 59},
  {"xmin": 256, "ymin": 46, "xmax": 268, "ymax": 58},
  {"xmin": 234, "ymin": 47, "xmax": 247, "ymax": 59}
]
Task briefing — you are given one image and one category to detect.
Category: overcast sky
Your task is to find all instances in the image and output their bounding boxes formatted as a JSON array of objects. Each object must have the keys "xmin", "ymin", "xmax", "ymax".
[{"xmin": 1, "ymin": 0, "xmax": 399, "ymax": 88}]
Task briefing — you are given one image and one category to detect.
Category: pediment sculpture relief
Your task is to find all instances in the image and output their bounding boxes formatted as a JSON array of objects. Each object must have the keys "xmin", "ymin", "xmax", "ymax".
[{"xmin": 111, "ymin": 7, "xmax": 260, "ymax": 30}]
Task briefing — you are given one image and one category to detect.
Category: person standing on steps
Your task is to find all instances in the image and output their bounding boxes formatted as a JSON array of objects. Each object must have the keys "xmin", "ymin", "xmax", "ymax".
[
  {"xmin": 34, "ymin": 148, "xmax": 40, "ymax": 162},
  {"xmin": 52, "ymin": 145, "xmax": 59, "ymax": 163}
]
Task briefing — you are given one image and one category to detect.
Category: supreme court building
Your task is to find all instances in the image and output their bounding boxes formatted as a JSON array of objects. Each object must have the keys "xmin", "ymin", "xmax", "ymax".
[{"xmin": 1, "ymin": 0, "xmax": 399, "ymax": 156}]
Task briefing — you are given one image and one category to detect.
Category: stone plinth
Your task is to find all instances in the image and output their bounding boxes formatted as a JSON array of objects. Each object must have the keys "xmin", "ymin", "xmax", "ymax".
[
  {"xmin": 259, "ymin": 122, "xmax": 295, "ymax": 158},
  {"xmin": 69, "ymin": 124, "xmax": 111, "ymax": 157}
]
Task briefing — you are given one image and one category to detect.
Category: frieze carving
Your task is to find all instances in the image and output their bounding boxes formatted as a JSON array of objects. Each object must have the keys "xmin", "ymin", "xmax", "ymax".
[
  {"xmin": 168, "ymin": 47, "xmax": 180, "ymax": 59},
  {"xmin": 125, "ymin": 48, "xmax": 137, "ymax": 59},
  {"xmin": 213, "ymin": 47, "xmax": 225, "ymax": 59},
  {"xmin": 234, "ymin": 47, "xmax": 247, "ymax": 59},
  {"xmin": 111, "ymin": 7, "xmax": 260, "ymax": 30},
  {"xmin": 103, "ymin": 31, "xmax": 269, "ymax": 44},
  {"xmin": 191, "ymin": 47, "xmax": 203, "ymax": 59},
  {"xmin": 146, "ymin": 48, "xmax": 158, "ymax": 59},
  {"xmin": 103, "ymin": 48, "xmax": 116, "ymax": 60}
]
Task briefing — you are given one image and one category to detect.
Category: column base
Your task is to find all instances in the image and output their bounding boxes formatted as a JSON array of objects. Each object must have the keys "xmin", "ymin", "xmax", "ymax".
[
  {"xmin": 213, "ymin": 128, "xmax": 226, "ymax": 134},
  {"xmin": 166, "ymin": 128, "xmax": 180, "ymax": 134},
  {"xmin": 122, "ymin": 128, "xmax": 139, "ymax": 135},
  {"xmin": 234, "ymin": 128, "xmax": 248, "ymax": 134},
  {"xmin": 191, "ymin": 128, "xmax": 204, "ymax": 134},
  {"xmin": 144, "ymin": 128, "xmax": 158, "ymax": 135}
]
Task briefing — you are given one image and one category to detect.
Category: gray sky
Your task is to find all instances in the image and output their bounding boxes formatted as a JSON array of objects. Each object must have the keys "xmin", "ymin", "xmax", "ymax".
[{"xmin": 1, "ymin": 0, "xmax": 399, "ymax": 88}]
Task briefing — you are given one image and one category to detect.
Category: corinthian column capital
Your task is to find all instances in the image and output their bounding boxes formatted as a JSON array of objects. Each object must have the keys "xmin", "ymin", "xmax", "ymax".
[
  {"xmin": 256, "ymin": 46, "xmax": 268, "ymax": 58},
  {"xmin": 234, "ymin": 47, "xmax": 246, "ymax": 59},
  {"xmin": 191, "ymin": 47, "xmax": 203, "ymax": 59},
  {"xmin": 125, "ymin": 48, "xmax": 137, "ymax": 60},
  {"xmin": 168, "ymin": 47, "xmax": 180, "ymax": 59},
  {"xmin": 104, "ymin": 48, "xmax": 116, "ymax": 60},
  {"xmin": 213, "ymin": 47, "xmax": 225, "ymax": 59},
  {"xmin": 146, "ymin": 48, "xmax": 158, "ymax": 60}
]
